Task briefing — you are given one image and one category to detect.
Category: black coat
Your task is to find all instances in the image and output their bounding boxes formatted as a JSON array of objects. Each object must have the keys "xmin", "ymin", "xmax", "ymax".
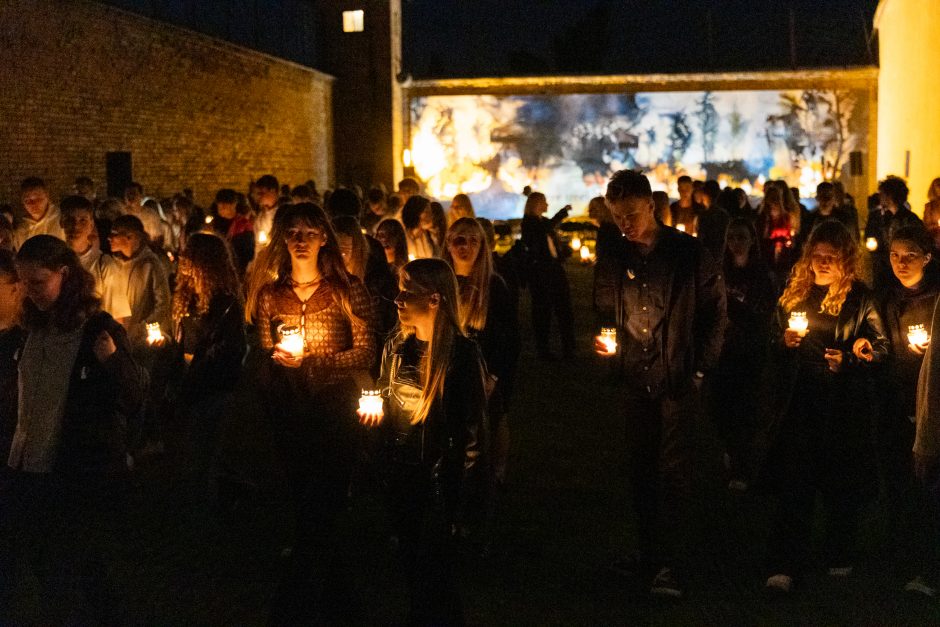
[
  {"xmin": 57, "ymin": 312, "xmax": 146, "ymax": 475},
  {"xmin": 594, "ymin": 227, "xmax": 727, "ymax": 395},
  {"xmin": 177, "ymin": 293, "xmax": 247, "ymax": 401}
]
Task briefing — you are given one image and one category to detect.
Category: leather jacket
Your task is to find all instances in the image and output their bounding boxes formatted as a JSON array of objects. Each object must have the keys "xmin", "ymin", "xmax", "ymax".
[{"xmin": 377, "ymin": 334, "xmax": 486, "ymax": 511}]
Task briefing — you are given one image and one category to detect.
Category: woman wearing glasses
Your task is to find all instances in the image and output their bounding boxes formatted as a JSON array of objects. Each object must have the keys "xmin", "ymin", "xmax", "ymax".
[
  {"xmin": 247, "ymin": 203, "xmax": 376, "ymax": 624},
  {"xmin": 877, "ymin": 224, "xmax": 940, "ymax": 596},
  {"xmin": 761, "ymin": 220, "xmax": 888, "ymax": 594},
  {"xmin": 360, "ymin": 258, "xmax": 485, "ymax": 626},
  {"xmin": 443, "ymin": 217, "xmax": 520, "ymax": 549}
]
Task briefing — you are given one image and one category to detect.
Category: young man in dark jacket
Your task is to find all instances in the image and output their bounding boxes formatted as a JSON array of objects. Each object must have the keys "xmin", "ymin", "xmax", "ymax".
[{"xmin": 595, "ymin": 169, "xmax": 727, "ymax": 598}]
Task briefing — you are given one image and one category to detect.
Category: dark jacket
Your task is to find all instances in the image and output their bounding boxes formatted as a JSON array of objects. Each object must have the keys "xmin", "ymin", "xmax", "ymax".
[
  {"xmin": 177, "ymin": 293, "xmax": 247, "ymax": 400},
  {"xmin": 377, "ymin": 334, "xmax": 485, "ymax": 515},
  {"xmin": 57, "ymin": 312, "xmax": 146, "ymax": 475},
  {"xmin": 0, "ymin": 326, "xmax": 26, "ymax": 461},
  {"xmin": 461, "ymin": 274, "xmax": 520, "ymax": 408},
  {"xmin": 594, "ymin": 227, "xmax": 727, "ymax": 396},
  {"xmin": 520, "ymin": 213, "xmax": 568, "ymax": 269}
]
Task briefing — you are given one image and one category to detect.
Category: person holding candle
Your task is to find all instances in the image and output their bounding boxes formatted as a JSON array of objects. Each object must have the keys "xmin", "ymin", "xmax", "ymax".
[
  {"xmin": 169, "ymin": 232, "xmax": 247, "ymax": 503},
  {"xmin": 1, "ymin": 235, "xmax": 144, "ymax": 622},
  {"xmin": 756, "ymin": 184, "xmax": 799, "ymax": 279},
  {"xmin": 594, "ymin": 170, "xmax": 726, "ymax": 598},
  {"xmin": 865, "ymin": 176, "xmax": 924, "ymax": 292},
  {"xmin": 249, "ymin": 202, "xmax": 376, "ymax": 624},
  {"xmin": 443, "ymin": 217, "xmax": 520, "ymax": 551},
  {"xmin": 521, "ymin": 191, "xmax": 575, "ymax": 360},
  {"xmin": 208, "ymin": 188, "xmax": 255, "ymax": 278},
  {"xmin": 761, "ymin": 220, "xmax": 888, "ymax": 594},
  {"xmin": 876, "ymin": 224, "xmax": 939, "ymax": 595},
  {"xmin": 362, "ymin": 258, "xmax": 485, "ymax": 626}
]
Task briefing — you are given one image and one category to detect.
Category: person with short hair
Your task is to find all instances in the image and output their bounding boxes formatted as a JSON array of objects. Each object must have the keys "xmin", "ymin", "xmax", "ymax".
[
  {"xmin": 866, "ymin": 176, "xmax": 924, "ymax": 291},
  {"xmin": 799, "ymin": 182, "xmax": 858, "ymax": 248},
  {"xmin": 595, "ymin": 169, "xmax": 726, "ymax": 598},
  {"xmin": 401, "ymin": 196, "xmax": 438, "ymax": 260},
  {"xmin": 398, "ymin": 177, "xmax": 420, "ymax": 203},
  {"xmin": 361, "ymin": 187, "xmax": 389, "ymax": 235},
  {"xmin": 252, "ymin": 174, "xmax": 281, "ymax": 248},
  {"xmin": 60, "ymin": 195, "xmax": 129, "ymax": 320},
  {"xmin": 13, "ymin": 177, "xmax": 65, "ymax": 250},
  {"xmin": 209, "ymin": 188, "xmax": 254, "ymax": 276}
]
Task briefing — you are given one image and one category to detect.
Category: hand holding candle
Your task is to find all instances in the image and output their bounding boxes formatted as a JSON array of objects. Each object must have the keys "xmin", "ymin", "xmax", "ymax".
[
  {"xmin": 865, "ymin": 237, "xmax": 878, "ymax": 252},
  {"xmin": 146, "ymin": 322, "xmax": 165, "ymax": 346},
  {"xmin": 784, "ymin": 312, "xmax": 808, "ymax": 348},
  {"xmin": 274, "ymin": 324, "xmax": 304, "ymax": 366},
  {"xmin": 258, "ymin": 230, "xmax": 269, "ymax": 245},
  {"xmin": 357, "ymin": 389, "xmax": 384, "ymax": 426},
  {"xmin": 594, "ymin": 327, "xmax": 618, "ymax": 357},
  {"xmin": 908, "ymin": 324, "xmax": 930, "ymax": 354}
]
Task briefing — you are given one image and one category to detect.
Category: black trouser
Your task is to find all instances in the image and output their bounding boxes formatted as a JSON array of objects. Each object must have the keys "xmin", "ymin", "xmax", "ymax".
[
  {"xmin": 268, "ymin": 379, "xmax": 360, "ymax": 626},
  {"xmin": 388, "ymin": 460, "xmax": 464, "ymax": 627},
  {"xmin": 878, "ymin": 400, "xmax": 940, "ymax": 578},
  {"xmin": 766, "ymin": 376, "xmax": 873, "ymax": 576},
  {"xmin": 0, "ymin": 472, "xmax": 129, "ymax": 624},
  {"xmin": 623, "ymin": 384, "xmax": 698, "ymax": 571},
  {"xmin": 527, "ymin": 262, "xmax": 575, "ymax": 357},
  {"xmin": 710, "ymin": 354, "xmax": 762, "ymax": 481}
]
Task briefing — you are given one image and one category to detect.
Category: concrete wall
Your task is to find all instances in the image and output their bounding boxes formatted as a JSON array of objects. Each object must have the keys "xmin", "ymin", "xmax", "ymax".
[
  {"xmin": 0, "ymin": 0, "xmax": 333, "ymax": 207},
  {"xmin": 876, "ymin": 0, "xmax": 940, "ymax": 213}
]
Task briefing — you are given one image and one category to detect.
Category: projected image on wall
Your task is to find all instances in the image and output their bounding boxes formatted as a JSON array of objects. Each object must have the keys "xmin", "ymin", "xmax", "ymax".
[{"xmin": 408, "ymin": 90, "xmax": 868, "ymax": 219}]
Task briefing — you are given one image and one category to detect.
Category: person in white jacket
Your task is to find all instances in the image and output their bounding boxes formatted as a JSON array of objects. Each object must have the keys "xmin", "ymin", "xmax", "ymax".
[{"xmin": 13, "ymin": 177, "xmax": 65, "ymax": 250}]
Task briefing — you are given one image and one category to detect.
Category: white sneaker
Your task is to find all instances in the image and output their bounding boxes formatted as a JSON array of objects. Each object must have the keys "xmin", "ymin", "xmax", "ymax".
[
  {"xmin": 828, "ymin": 566, "xmax": 853, "ymax": 577},
  {"xmin": 765, "ymin": 574, "xmax": 793, "ymax": 593},
  {"xmin": 904, "ymin": 576, "xmax": 937, "ymax": 597}
]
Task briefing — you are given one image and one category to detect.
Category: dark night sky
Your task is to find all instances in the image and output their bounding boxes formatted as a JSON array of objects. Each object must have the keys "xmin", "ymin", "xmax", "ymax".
[{"xmin": 401, "ymin": 0, "xmax": 882, "ymax": 79}]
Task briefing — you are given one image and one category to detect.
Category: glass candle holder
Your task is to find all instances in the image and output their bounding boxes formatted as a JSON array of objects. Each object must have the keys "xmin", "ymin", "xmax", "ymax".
[
  {"xmin": 788, "ymin": 312, "xmax": 809, "ymax": 334},
  {"xmin": 257, "ymin": 230, "xmax": 269, "ymax": 245},
  {"xmin": 597, "ymin": 327, "xmax": 617, "ymax": 355},
  {"xmin": 580, "ymin": 246, "xmax": 593, "ymax": 262},
  {"xmin": 205, "ymin": 215, "xmax": 214, "ymax": 224},
  {"xmin": 358, "ymin": 390, "xmax": 384, "ymax": 416},
  {"xmin": 570, "ymin": 237, "xmax": 582, "ymax": 251},
  {"xmin": 908, "ymin": 324, "xmax": 930, "ymax": 346},
  {"xmin": 676, "ymin": 224, "xmax": 686, "ymax": 233},
  {"xmin": 146, "ymin": 322, "xmax": 163, "ymax": 345},
  {"xmin": 865, "ymin": 237, "xmax": 878, "ymax": 252},
  {"xmin": 277, "ymin": 325, "xmax": 304, "ymax": 358}
]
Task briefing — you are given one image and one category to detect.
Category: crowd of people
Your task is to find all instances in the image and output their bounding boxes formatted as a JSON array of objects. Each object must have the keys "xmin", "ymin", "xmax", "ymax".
[{"xmin": 0, "ymin": 167, "xmax": 937, "ymax": 623}]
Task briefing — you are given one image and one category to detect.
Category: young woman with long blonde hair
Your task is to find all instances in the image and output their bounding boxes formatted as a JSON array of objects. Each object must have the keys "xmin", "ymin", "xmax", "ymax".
[
  {"xmin": 361, "ymin": 258, "xmax": 485, "ymax": 626},
  {"xmin": 762, "ymin": 220, "xmax": 888, "ymax": 594},
  {"xmin": 248, "ymin": 202, "xmax": 376, "ymax": 624}
]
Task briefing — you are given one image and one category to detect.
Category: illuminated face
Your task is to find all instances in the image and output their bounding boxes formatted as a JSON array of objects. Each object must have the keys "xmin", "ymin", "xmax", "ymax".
[
  {"xmin": 256, "ymin": 187, "xmax": 279, "ymax": 210},
  {"xmin": 21, "ymin": 188, "xmax": 50, "ymax": 221},
  {"xmin": 678, "ymin": 181, "xmax": 692, "ymax": 201},
  {"xmin": 810, "ymin": 242, "xmax": 843, "ymax": 286},
  {"xmin": 607, "ymin": 196, "xmax": 655, "ymax": 243},
  {"xmin": 284, "ymin": 220, "xmax": 325, "ymax": 262},
  {"xmin": 446, "ymin": 229, "xmax": 481, "ymax": 267},
  {"xmin": 395, "ymin": 277, "xmax": 437, "ymax": 328},
  {"xmin": 890, "ymin": 240, "xmax": 931, "ymax": 288},
  {"xmin": 61, "ymin": 209, "xmax": 96, "ymax": 252},
  {"xmin": 107, "ymin": 228, "xmax": 137, "ymax": 258},
  {"xmin": 336, "ymin": 233, "xmax": 355, "ymax": 274},
  {"xmin": 16, "ymin": 261, "xmax": 65, "ymax": 311},
  {"xmin": 216, "ymin": 201, "xmax": 237, "ymax": 220},
  {"xmin": 816, "ymin": 190, "xmax": 835, "ymax": 214},
  {"xmin": 420, "ymin": 207, "xmax": 435, "ymax": 231}
]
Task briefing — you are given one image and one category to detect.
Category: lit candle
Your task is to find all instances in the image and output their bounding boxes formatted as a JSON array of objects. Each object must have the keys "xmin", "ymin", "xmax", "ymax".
[
  {"xmin": 865, "ymin": 237, "xmax": 878, "ymax": 252},
  {"xmin": 570, "ymin": 237, "xmax": 582, "ymax": 251},
  {"xmin": 258, "ymin": 230, "xmax": 269, "ymax": 245},
  {"xmin": 277, "ymin": 325, "xmax": 304, "ymax": 358},
  {"xmin": 205, "ymin": 215, "xmax": 214, "ymax": 224},
  {"xmin": 908, "ymin": 324, "xmax": 930, "ymax": 346},
  {"xmin": 358, "ymin": 389, "xmax": 384, "ymax": 416},
  {"xmin": 146, "ymin": 322, "xmax": 164, "ymax": 345},
  {"xmin": 408, "ymin": 253, "xmax": 416, "ymax": 261},
  {"xmin": 580, "ymin": 246, "xmax": 592, "ymax": 262},
  {"xmin": 788, "ymin": 311, "xmax": 809, "ymax": 335},
  {"xmin": 597, "ymin": 327, "xmax": 617, "ymax": 356},
  {"xmin": 676, "ymin": 224, "xmax": 686, "ymax": 233}
]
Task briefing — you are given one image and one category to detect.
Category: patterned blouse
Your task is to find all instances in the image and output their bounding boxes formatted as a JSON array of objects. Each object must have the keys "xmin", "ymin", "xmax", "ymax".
[{"xmin": 256, "ymin": 277, "xmax": 376, "ymax": 386}]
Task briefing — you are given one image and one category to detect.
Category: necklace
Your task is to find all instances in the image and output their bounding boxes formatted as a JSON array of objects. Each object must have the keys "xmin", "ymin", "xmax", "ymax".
[{"xmin": 289, "ymin": 275, "xmax": 321, "ymax": 288}]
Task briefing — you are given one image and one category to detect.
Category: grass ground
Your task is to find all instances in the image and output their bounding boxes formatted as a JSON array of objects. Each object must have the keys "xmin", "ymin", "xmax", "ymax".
[{"xmin": 7, "ymin": 262, "xmax": 940, "ymax": 625}]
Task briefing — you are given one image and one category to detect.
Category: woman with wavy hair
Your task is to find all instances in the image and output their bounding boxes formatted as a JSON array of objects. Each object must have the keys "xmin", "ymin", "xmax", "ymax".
[
  {"xmin": 248, "ymin": 202, "xmax": 376, "ymax": 624},
  {"xmin": 443, "ymin": 217, "xmax": 519, "ymax": 548},
  {"xmin": 170, "ymin": 232, "xmax": 246, "ymax": 499},
  {"xmin": 360, "ymin": 258, "xmax": 485, "ymax": 626},
  {"xmin": 761, "ymin": 220, "xmax": 888, "ymax": 594}
]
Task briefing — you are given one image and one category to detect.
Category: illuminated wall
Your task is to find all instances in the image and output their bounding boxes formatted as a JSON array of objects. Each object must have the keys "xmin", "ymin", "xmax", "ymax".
[
  {"xmin": 408, "ymin": 89, "xmax": 870, "ymax": 219},
  {"xmin": 876, "ymin": 0, "xmax": 940, "ymax": 214}
]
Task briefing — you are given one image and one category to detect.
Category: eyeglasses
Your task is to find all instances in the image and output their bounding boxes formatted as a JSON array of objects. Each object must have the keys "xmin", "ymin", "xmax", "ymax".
[
  {"xmin": 448, "ymin": 235, "xmax": 479, "ymax": 247},
  {"xmin": 284, "ymin": 228, "xmax": 324, "ymax": 243}
]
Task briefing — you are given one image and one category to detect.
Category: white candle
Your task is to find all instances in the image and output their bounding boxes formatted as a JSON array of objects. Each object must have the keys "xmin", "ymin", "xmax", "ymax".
[
  {"xmin": 788, "ymin": 312, "xmax": 809, "ymax": 334},
  {"xmin": 205, "ymin": 215, "xmax": 214, "ymax": 224},
  {"xmin": 277, "ymin": 325, "xmax": 304, "ymax": 358},
  {"xmin": 358, "ymin": 390, "xmax": 384, "ymax": 416},
  {"xmin": 865, "ymin": 237, "xmax": 878, "ymax": 252},
  {"xmin": 146, "ymin": 322, "xmax": 163, "ymax": 345},
  {"xmin": 258, "ymin": 230, "xmax": 269, "ymax": 245},
  {"xmin": 676, "ymin": 224, "xmax": 686, "ymax": 233},
  {"xmin": 570, "ymin": 237, "xmax": 582, "ymax": 251},
  {"xmin": 908, "ymin": 324, "xmax": 930, "ymax": 346},
  {"xmin": 408, "ymin": 253, "xmax": 416, "ymax": 261},
  {"xmin": 580, "ymin": 246, "xmax": 592, "ymax": 262},
  {"xmin": 597, "ymin": 327, "xmax": 617, "ymax": 355}
]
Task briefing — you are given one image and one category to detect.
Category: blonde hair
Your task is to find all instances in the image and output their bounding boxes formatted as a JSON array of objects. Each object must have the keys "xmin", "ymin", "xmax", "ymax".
[
  {"xmin": 779, "ymin": 220, "xmax": 859, "ymax": 316},
  {"xmin": 928, "ymin": 177, "xmax": 940, "ymax": 202},
  {"xmin": 442, "ymin": 217, "xmax": 493, "ymax": 331},
  {"xmin": 397, "ymin": 258, "xmax": 463, "ymax": 425},
  {"xmin": 448, "ymin": 194, "xmax": 475, "ymax": 224}
]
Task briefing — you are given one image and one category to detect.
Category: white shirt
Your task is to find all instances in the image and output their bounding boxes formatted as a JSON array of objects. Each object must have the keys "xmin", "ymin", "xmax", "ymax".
[
  {"xmin": 13, "ymin": 205, "xmax": 66, "ymax": 250},
  {"xmin": 79, "ymin": 247, "xmax": 132, "ymax": 320}
]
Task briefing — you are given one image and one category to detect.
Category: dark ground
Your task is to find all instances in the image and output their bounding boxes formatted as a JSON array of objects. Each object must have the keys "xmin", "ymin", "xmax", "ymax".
[{"xmin": 6, "ymin": 263, "xmax": 940, "ymax": 625}]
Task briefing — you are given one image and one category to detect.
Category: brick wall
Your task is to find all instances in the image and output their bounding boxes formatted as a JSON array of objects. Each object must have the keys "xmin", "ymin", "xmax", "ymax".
[{"xmin": 0, "ymin": 0, "xmax": 334, "ymax": 208}]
